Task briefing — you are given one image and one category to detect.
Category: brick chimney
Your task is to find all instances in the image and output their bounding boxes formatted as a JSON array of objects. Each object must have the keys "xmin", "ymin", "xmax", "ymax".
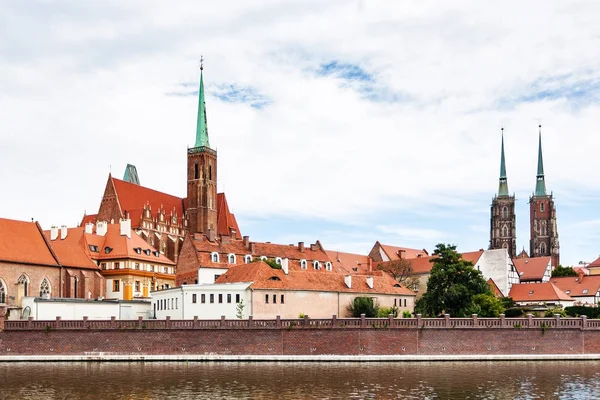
[
  {"xmin": 249, "ymin": 242, "xmax": 256, "ymax": 254},
  {"xmin": 221, "ymin": 235, "xmax": 231, "ymax": 245},
  {"xmin": 96, "ymin": 221, "xmax": 108, "ymax": 237},
  {"xmin": 366, "ymin": 276, "xmax": 374, "ymax": 289},
  {"xmin": 208, "ymin": 228, "xmax": 216, "ymax": 242},
  {"xmin": 298, "ymin": 242, "xmax": 305, "ymax": 253},
  {"xmin": 60, "ymin": 225, "xmax": 68, "ymax": 240},
  {"xmin": 243, "ymin": 236, "xmax": 250, "ymax": 248},
  {"xmin": 50, "ymin": 226, "xmax": 59, "ymax": 241},
  {"xmin": 368, "ymin": 257, "xmax": 373, "ymax": 272},
  {"xmin": 344, "ymin": 275, "xmax": 352, "ymax": 289},
  {"xmin": 310, "ymin": 243, "xmax": 317, "ymax": 251},
  {"xmin": 119, "ymin": 218, "xmax": 131, "ymax": 239}
]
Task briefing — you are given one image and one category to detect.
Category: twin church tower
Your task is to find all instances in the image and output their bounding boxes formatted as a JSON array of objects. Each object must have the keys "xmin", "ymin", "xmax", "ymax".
[{"xmin": 489, "ymin": 127, "xmax": 560, "ymax": 266}]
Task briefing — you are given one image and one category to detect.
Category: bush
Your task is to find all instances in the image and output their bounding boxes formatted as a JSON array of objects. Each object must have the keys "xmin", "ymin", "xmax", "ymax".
[
  {"xmin": 262, "ymin": 259, "xmax": 282, "ymax": 269},
  {"xmin": 544, "ymin": 306, "xmax": 567, "ymax": 317},
  {"xmin": 377, "ymin": 306, "xmax": 399, "ymax": 318},
  {"xmin": 472, "ymin": 293, "xmax": 505, "ymax": 317},
  {"xmin": 565, "ymin": 306, "xmax": 600, "ymax": 319},
  {"xmin": 347, "ymin": 297, "xmax": 380, "ymax": 318},
  {"xmin": 402, "ymin": 310, "xmax": 412, "ymax": 318},
  {"xmin": 504, "ymin": 308, "xmax": 524, "ymax": 318}
]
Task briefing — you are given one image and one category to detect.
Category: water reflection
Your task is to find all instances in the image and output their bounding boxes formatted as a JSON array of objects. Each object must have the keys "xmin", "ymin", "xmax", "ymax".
[{"xmin": 1, "ymin": 361, "xmax": 599, "ymax": 399}]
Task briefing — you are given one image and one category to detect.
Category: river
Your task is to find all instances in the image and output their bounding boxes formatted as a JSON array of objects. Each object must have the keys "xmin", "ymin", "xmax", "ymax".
[{"xmin": 1, "ymin": 361, "xmax": 599, "ymax": 399}]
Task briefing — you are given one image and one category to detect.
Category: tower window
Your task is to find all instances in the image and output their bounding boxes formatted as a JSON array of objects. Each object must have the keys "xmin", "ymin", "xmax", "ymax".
[
  {"xmin": 540, "ymin": 203, "xmax": 545, "ymax": 212},
  {"xmin": 194, "ymin": 162, "xmax": 199, "ymax": 180},
  {"xmin": 209, "ymin": 164, "xmax": 212, "ymax": 181},
  {"xmin": 502, "ymin": 207, "xmax": 508, "ymax": 218}
]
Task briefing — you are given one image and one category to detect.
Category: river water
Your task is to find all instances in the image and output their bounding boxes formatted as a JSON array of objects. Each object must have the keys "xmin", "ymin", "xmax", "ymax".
[{"xmin": 1, "ymin": 361, "xmax": 599, "ymax": 399}]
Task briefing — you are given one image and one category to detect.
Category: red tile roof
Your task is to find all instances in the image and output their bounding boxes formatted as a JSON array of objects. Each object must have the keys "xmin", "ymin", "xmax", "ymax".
[
  {"xmin": 550, "ymin": 275, "xmax": 600, "ymax": 299},
  {"xmin": 379, "ymin": 244, "xmax": 429, "ymax": 260},
  {"xmin": 513, "ymin": 257, "xmax": 551, "ymax": 282},
  {"xmin": 215, "ymin": 261, "xmax": 416, "ymax": 296},
  {"xmin": 488, "ymin": 278, "xmax": 503, "ymax": 297},
  {"xmin": 508, "ymin": 282, "xmax": 573, "ymax": 303},
  {"xmin": 588, "ymin": 256, "xmax": 600, "ymax": 268},
  {"xmin": 0, "ymin": 218, "xmax": 58, "ymax": 267},
  {"xmin": 80, "ymin": 214, "xmax": 98, "ymax": 226},
  {"xmin": 217, "ymin": 193, "xmax": 241, "ymax": 237},
  {"xmin": 43, "ymin": 227, "xmax": 99, "ymax": 269},
  {"xmin": 325, "ymin": 250, "xmax": 371, "ymax": 274},
  {"xmin": 377, "ymin": 250, "xmax": 484, "ymax": 275}
]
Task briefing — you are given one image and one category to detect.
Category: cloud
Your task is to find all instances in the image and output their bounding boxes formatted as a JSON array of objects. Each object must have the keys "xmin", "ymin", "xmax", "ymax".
[{"xmin": 167, "ymin": 82, "xmax": 271, "ymax": 109}]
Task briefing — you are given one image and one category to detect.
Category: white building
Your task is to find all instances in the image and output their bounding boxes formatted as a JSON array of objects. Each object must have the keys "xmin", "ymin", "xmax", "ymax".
[{"xmin": 21, "ymin": 297, "xmax": 151, "ymax": 320}]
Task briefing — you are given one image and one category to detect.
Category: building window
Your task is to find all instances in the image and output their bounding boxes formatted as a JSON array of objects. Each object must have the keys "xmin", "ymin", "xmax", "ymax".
[
  {"xmin": 18, "ymin": 274, "xmax": 29, "ymax": 297},
  {"xmin": 163, "ymin": 266, "xmax": 168, "ymax": 273},
  {"xmin": 210, "ymin": 294, "xmax": 214, "ymax": 303},
  {"xmin": 175, "ymin": 298, "xmax": 178, "ymax": 309},
  {"xmin": 260, "ymin": 256, "xmax": 267, "ymax": 261},
  {"xmin": 275, "ymin": 257, "xmax": 282, "ymax": 265},
  {"xmin": 194, "ymin": 162, "xmax": 199, "ymax": 180},
  {"xmin": 273, "ymin": 294, "xmax": 277, "ymax": 304},
  {"xmin": 325, "ymin": 262, "xmax": 332, "ymax": 271},
  {"xmin": 281, "ymin": 294, "xmax": 285, "ymax": 304},
  {"xmin": 214, "ymin": 274, "xmax": 221, "ymax": 282},
  {"xmin": 113, "ymin": 280, "xmax": 120, "ymax": 292},
  {"xmin": 115, "ymin": 262, "xmax": 120, "ymax": 269},
  {"xmin": 227, "ymin": 294, "xmax": 232, "ymax": 303},
  {"xmin": 0, "ymin": 279, "xmax": 6, "ymax": 304},
  {"xmin": 211, "ymin": 252, "xmax": 220, "ymax": 263},
  {"xmin": 313, "ymin": 261, "xmax": 321, "ymax": 270},
  {"xmin": 244, "ymin": 255, "xmax": 252, "ymax": 264},
  {"xmin": 404, "ymin": 299, "xmax": 407, "ymax": 307},
  {"xmin": 228, "ymin": 254, "xmax": 236, "ymax": 264},
  {"xmin": 540, "ymin": 203, "xmax": 545, "ymax": 212},
  {"xmin": 101, "ymin": 263, "xmax": 107, "ymax": 270},
  {"xmin": 89, "ymin": 245, "xmax": 99, "ymax": 252},
  {"xmin": 265, "ymin": 294, "xmax": 269, "ymax": 304},
  {"xmin": 39, "ymin": 278, "xmax": 51, "ymax": 297},
  {"xmin": 502, "ymin": 207, "xmax": 508, "ymax": 218},
  {"xmin": 583, "ymin": 289, "xmax": 589, "ymax": 294},
  {"xmin": 300, "ymin": 259, "xmax": 307, "ymax": 270},
  {"xmin": 192, "ymin": 294, "xmax": 197, "ymax": 303},
  {"xmin": 135, "ymin": 263, "xmax": 140, "ymax": 270},
  {"xmin": 135, "ymin": 281, "xmax": 141, "ymax": 292},
  {"xmin": 218, "ymin": 294, "xmax": 223, "ymax": 303},
  {"xmin": 236, "ymin": 294, "xmax": 240, "ymax": 303},
  {"xmin": 502, "ymin": 226, "xmax": 508, "ymax": 237},
  {"xmin": 394, "ymin": 299, "xmax": 397, "ymax": 307}
]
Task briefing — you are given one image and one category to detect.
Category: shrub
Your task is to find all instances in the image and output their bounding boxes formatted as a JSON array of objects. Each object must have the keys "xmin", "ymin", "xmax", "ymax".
[
  {"xmin": 565, "ymin": 306, "xmax": 600, "ymax": 319},
  {"xmin": 347, "ymin": 297, "xmax": 380, "ymax": 318},
  {"xmin": 504, "ymin": 308, "xmax": 524, "ymax": 318},
  {"xmin": 377, "ymin": 306, "xmax": 398, "ymax": 318},
  {"xmin": 402, "ymin": 310, "xmax": 412, "ymax": 318},
  {"xmin": 544, "ymin": 306, "xmax": 567, "ymax": 317}
]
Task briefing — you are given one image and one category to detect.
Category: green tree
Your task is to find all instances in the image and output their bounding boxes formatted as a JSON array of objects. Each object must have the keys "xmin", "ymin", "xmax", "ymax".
[
  {"xmin": 551, "ymin": 265, "xmax": 577, "ymax": 277},
  {"xmin": 347, "ymin": 297, "xmax": 379, "ymax": 317},
  {"xmin": 236, "ymin": 300, "xmax": 245, "ymax": 319},
  {"xmin": 472, "ymin": 293, "xmax": 504, "ymax": 317},
  {"xmin": 378, "ymin": 258, "xmax": 421, "ymax": 292},
  {"xmin": 415, "ymin": 244, "xmax": 495, "ymax": 317}
]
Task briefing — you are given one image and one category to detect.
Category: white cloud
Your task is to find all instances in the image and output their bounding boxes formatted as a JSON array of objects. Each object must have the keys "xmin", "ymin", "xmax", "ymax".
[{"xmin": 1, "ymin": 1, "xmax": 600, "ymax": 265}]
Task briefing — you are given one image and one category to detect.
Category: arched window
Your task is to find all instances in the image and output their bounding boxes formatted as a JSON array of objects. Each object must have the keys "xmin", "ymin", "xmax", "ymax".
[
  {"xmin": 325, "ymin": 262, "xmax": 332, "ymax": 271},
  {"xmin": 194, "ymin": 162, "xmax": 199, "ymax": 180},
  {"xmin": 300, "ymin": 259, "xmax": 307, "ymax": 270},
  {"xmin": 73, "ymin": 277, "xmax": 79, "ymax": 298},
  {"xmin": 260, "ymin": 256, "xmax": 267, "ymax": 261},
  {"xmin": 244, "ymin": 255, "xmax": 253, "ymax": 264},
  {"xmin": 541, "ymin": 222, "xmax": 547, "ymax": 236},
  {"xmin": 18, "ymin": 274, "xmax": 29, "ymax": 297},
  {"xmin": 228, "ymin": 253, "xmax": 236, "ymax": 264},
  {"xmin": 275, "ymin": 257, "xmax": 282, "ymax": 265},
  {"xmin": 539, "ymin": 243, "xmax": 546, "ymax": 255},
  {"xmin": 40, "ymin": 278, "xmax": 51, "ymax": 297},
  {"xmin": 502, "ymin": 225, "xmax": 508, "ymax": 237},
  {"xmin": 502, "ymin": 242, "xmax": 508, "ymax": 249},
  {"xmin": 209, "ymin": 164, "xmax": 213, "ymax": 181},
  {"xmin": 0, "ymin": 279, "xmax": 6, "ymax": 304},
  {"xmin": 211, "ymin": 252, "xmax": 220, "ymax": 263},
  {"xmin": 540, "ymin": 203, "xmax": 545, "ymax": 212},
  {"xmin": 313, "ymin": 261, "xmax": 321, "ymax": 270},
  {"xmin": 502, "ymin": 207, "xmax": 508, "ymax": 218}
]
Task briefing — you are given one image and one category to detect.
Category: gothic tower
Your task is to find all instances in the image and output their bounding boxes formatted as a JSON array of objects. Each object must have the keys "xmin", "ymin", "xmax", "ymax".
[
  {"xmin": 187, "ymin": 62, "xmax": 218, "ymax": 235},
  {"xmin": 490, "ymin": 129, "xmax": 517, "ymax": 258},
  {"xmin": 529, "ymin": 126, "xmax": 560, "ymax": 266}
]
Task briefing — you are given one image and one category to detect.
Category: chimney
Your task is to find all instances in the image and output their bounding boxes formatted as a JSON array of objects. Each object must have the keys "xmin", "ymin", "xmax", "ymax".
[
  {"xmin": 60, "ymin": 225, "xmax": 68, "ymax": 240},
  {"xmin": 282, "ymin": 258, "xmax": 289, "ymax": 275},
  {"xmin": 249, "ymin": 242, "xmax": 256, "ymax": 254},
  {"xmin": 50, "ymin": 226, "xmax": 59, "ymax": 241},
  {"xmin": 310, "ymin": 243, "xmax": 317, "ymax": 251},
  {"xmin": 243, "ymin": 236, "xmax": 250, "ymax": 248},
  {"xmin": 298, "ymin": 242, "xmax": 305, "ymax": 253},
  {"xmin": 208, "ymin": 228, "xmax": 216, "ymax": 242},
  {"xmin": 119, "ymin": 218, "xmax": 131, "ymax": 239},
  {"xmin": 84, "ymin": 223, "xmax": 94, "ymax": 234},
  {"xmin": 366, "ymin": 276, "xmax": 374, "ymax": 289},
  {"xmin": 344, "ymin": 275, "xmax": 352, "ymax": 289},
  {"xmin": 221, "ymin": 235, "xmax": 231, "ymax": 245},
  {"xmin": 96, "ymin": 221, "xmax": 108, "ymax": 237},
  {"xmin": 193, "ymin": 233, "xmax": 204, "ymax": 241},
  {"xmin": 368, "ymin": 257, "xmax": 373, "ymax": 272}
]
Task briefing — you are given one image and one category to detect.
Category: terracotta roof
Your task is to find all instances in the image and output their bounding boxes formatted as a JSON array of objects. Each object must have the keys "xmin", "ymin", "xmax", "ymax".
[
  {"xmin": 43, "ymin": 227, "xmax": 99, "ymax": 269},
  {"xmin": 379, "ymin": 244, "xmax": 429, "ymax": 260},
  {"xmin": 551, "ymin": 275, "xmax": 600, "ymax": 298},
  {"xmin": 588, "ymin": 256, "xmax": 600, "ymax": 268},
  {"xmin": 488, "ymin": 278, "xmax": 503, "ymax": 297},
  {"xmin": 216, "ymin": 193, "xmax": 241, "ymax": 237},
  {"xmin": 325, "ymin": 250, "xmax": 371, "ymax": 274},
  {"xmin": 0, "ymin": 218, "xmax": 58, "ymax": 267},
  {"xmin": 513, "ymin": 257, "xmax": 551, "ymax": 281},
  {"xmin": 80, "ymin": 214, "xmax": 97, "ymax": 226},
  {"xmin": 378, "ymin": 250, "xmax": 484, "ymax": 275},
  {"xmin": 215, "ymin": 261, "xmax": 416, "ymax": 296},
  {"xmin": 573, "ymin": 267, "xmax": 590, "ymax": 275},
  {"xmin": 508, "ymin": 282, "xmax": 573, "ymax": 302}
]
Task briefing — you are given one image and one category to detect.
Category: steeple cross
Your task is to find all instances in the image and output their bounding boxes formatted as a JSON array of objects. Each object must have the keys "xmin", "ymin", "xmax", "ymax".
[{"xmin": 200, "ymin": 55, "xmax": 204, "ymax": 71}]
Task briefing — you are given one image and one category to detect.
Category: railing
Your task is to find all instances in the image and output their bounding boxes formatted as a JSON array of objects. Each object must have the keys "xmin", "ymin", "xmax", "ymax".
[{"xmin": 2, "ymin": 314, "xmax": 598, "ymax": 331}]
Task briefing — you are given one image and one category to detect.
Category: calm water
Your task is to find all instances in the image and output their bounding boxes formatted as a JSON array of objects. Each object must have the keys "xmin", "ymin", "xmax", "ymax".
[{"xmin": 1, "ymin": 361, "xmax": 599, "ymax": 399}]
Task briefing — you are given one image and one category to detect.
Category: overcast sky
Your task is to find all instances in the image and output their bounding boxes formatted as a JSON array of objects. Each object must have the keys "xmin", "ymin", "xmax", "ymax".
[{"xmin": 2, "ymin": 1, "xmax": 600, "ymax": 266}]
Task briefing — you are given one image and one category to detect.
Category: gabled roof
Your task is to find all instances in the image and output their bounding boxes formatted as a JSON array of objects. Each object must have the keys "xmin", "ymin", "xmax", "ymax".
[
  {"xmin": 588, "ymin": 256, "xmax": 600, "ymax": 268},
  {"xmin": 43, "ymin": 227, "xmax": 99, "ymax": 269},
  {"xmin": 379, "ymin": 243, "xmax": 429, "ymax": 260},
  {"xmin": 488, "ymin": 278, "xmax": 503, "ymax": 297},
  {"xmin": 0, "ymin": 218, "xmax": 58, "ymax": 267},
  {"xmin": 379, "ymin": 250, "xmax": 484, "ymax": 275},
  {"xmin": 551, "ymin": 275, "xmax": 600, "ymax": 298},
  {"xmin": 508, "ymin": 282, "xmax": 573, "ymax": 303},
  {"xmin": 325, "ymin": 250, "xmax": 371, "ymax": 274},
  {"xmin": 216, "ymin": 193, "xmax": 241, "ymax": 237},
  {"xmin": 513, "ymin": 257, "xmax": 551, "ymax": 281},
  {"xmin": 215, "ymin": 261, "xmax": 415, "ymax": 296}
]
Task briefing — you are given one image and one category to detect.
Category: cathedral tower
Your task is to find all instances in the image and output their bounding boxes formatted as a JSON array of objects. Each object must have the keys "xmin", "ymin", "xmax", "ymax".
[
  {"xmin": 529, "ymin": 126, "xmax": 559, "ymax": 265},
  {"xmin": 187, "ymin": 62, "xmax": 218, "ymax": 235},
  {"xmin": 490, "ymin": 129, "xmax": 517, "ymax": 258}
]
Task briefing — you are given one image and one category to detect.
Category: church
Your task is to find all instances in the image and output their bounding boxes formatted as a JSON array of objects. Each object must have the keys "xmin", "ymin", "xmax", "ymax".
[{"xmin": 489, "ymin": 127, "xmax": 560, "ymax": 267}]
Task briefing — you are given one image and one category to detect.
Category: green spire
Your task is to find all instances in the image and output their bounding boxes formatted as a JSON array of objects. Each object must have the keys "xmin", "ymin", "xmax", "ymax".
[
  {"xmin": 535, "ymin": 125, "xmax": 547, "ymax": 196},
  {"xmin": 194, "ymin": 61, "xmax": 210, "ymax": 148},
  {"xmin": 498, "ymin": 128, "xmax": 509, "ymax": 196}
]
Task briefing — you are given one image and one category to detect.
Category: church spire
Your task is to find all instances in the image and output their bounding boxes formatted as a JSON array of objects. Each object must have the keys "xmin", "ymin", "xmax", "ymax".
[
  {"xmin": 535, "ymin": 125, "xmax": 547, "ymax": 196},
  {"xmin": 498, "ymin": 128, "xmax": 509, "ymax": 196},
  {"xmin": 195, "ymin": 57, "xmax": 210, "ymax": 148}
]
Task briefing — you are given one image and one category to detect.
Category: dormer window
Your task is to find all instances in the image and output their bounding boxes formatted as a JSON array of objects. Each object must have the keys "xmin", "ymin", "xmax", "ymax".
[
  {"xmin": 566, "ymin": 290, "xmax": 571, "ymax": 294},
  {"xmin": 228, "ymin": 254, "xmax": 236, "ymax": 264},
  {"xmin": 300, "ymin": 259, "xmax": 307, "ymax": 270},
  {"xmin": 275, "ymin": 257, "xmax": 282, "ymax": 265},
  {"xmin": 325, "ymin": 262, "xmax": 332, "ymax": 271},
  {"xmin": 211, "ymin": 252, "xmax": 220, "ymax": 263},
  {"xmin": 313, "ymin": 261, "xmax": 321, "ymax": 270},
  {"xmin": 244, "ymin": 255, "xmax": 253, "ymax": 264},
  {"xmin": 529, "ymin": 290, "xmax": 534, "ymax": 295},
  {"xmin": 88, "ymin": 245, "xmax": 99, "ymax": 252},
  {"xmin": 268, "ymin": 276, "xmax": 281, "ymax": 281},
  {"xmin": 104, "ymin": 247, "xmax": 112, "ymax": 254},
  {"xmin": 583, "ymin": 289, "xmax": 589, "ymax": 294},
  {"xmin": 394, "ymin": 283, "xmax": 401, "ymax": 288},
  {"xmin": 260, "ymin": 256, "xmax": 267, "ymax": 261},
  {"xmin": 153, "ymin": 251, "xmax": 160, "ymax": 257},
  {"xmin": 134, "ymin": 247, "xmax": 142, "ymax": 254}
]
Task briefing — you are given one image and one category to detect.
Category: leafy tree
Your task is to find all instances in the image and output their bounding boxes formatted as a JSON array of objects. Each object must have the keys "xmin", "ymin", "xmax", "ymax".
[
  {"xmin": 551, "ymin": 265, "xmax": 578, "ymax": 277},
  {"xmin": 414, "ymin": 244, "xmax": 494, "ymax": 317},
  {"xmin": 377, "ymin": 306, "xmax": 399, "ymax": 318},
  {"xmin": 378, "ymin": 258, "xmax": 421, "ymax": 291},
  {"xmin": 472, "ymin": 293, "xmax": 504, "ymax": 317},
  {"xmin": 347, "ymin": 297, "xmax": 379, "ymax": 317},
  {"xmin": 402, "ymin": 310, "xmax": 412, "ymax": 318}
]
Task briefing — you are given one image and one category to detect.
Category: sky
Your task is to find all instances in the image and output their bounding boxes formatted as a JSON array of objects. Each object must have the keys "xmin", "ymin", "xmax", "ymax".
[{"xmin": 1, "ymin": 1, "xmax": 600, "ymax": 266}]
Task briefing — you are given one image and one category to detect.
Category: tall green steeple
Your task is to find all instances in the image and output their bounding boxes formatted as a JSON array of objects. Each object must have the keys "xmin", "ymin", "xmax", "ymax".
[
  {"xmin": 194, "ymin": 60, "xmax": 210, "ymax": 148},
  {"xmin": 498, "ymin": 128, "xmax": 509, "ymax": 196},
  {"xmin": 535, "ymin": 125, "xmax": 547, "ymax": 196}
]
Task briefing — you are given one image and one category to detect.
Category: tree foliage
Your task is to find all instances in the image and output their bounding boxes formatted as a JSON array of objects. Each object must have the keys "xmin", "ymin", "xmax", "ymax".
[
  {"xmin": 551, "ymin": 265, "xmax": 578, "ymax": 277},
  {"xmin": 378, "ymin": 258, "xmax": 421, "ymax": 291},
  {"xmin": 347, "ymin": 297, "xmax": 379, "ymax": 317},
  {"xmin": 414, "ymin": 244, "xmax": 496, "ymax": 317}
]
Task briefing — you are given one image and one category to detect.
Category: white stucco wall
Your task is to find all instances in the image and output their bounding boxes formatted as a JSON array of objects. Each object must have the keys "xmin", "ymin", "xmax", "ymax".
[
  {"xmin": 476, "ymin": 249, "xmax": 519, "ymax": 296},
  {"xmin": 197, "ymin": 267, "xmax": 229, "ymax": 284},
  {"xmin": 20, "ymin": 297, "xmax": 151, "ymax": 320}
]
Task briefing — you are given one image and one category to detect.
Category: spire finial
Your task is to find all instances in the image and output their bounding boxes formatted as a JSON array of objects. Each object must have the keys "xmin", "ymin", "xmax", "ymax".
[
  {"xmin": 200, "ymin": 55, "xmax": 204, "ymax": 71},
  {"xmin": 535, "ymin": 125, "xmax": 547, "ymax": 196},
  {"xmin": 498, "ymin": 128, "xmax": 509, "ymax": 196}
]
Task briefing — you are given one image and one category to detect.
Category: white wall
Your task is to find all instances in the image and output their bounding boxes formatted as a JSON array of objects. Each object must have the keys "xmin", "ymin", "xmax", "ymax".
[
  {"xmin": 476, "ymin": 249, "xmax": 519, "ymax": 296},
  {"xmin": 20, "ymin": 297, "xmax": 151, "ymax": 320},
  {"xmin": 197, "ymin": 267, "xmax": 229, "ymax": 284}
]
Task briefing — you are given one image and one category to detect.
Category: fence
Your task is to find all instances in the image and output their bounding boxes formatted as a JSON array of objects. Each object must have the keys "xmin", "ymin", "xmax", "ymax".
[{"xmin": 2, "ymin": 313, "xmax": 598, "ymax": 331}]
